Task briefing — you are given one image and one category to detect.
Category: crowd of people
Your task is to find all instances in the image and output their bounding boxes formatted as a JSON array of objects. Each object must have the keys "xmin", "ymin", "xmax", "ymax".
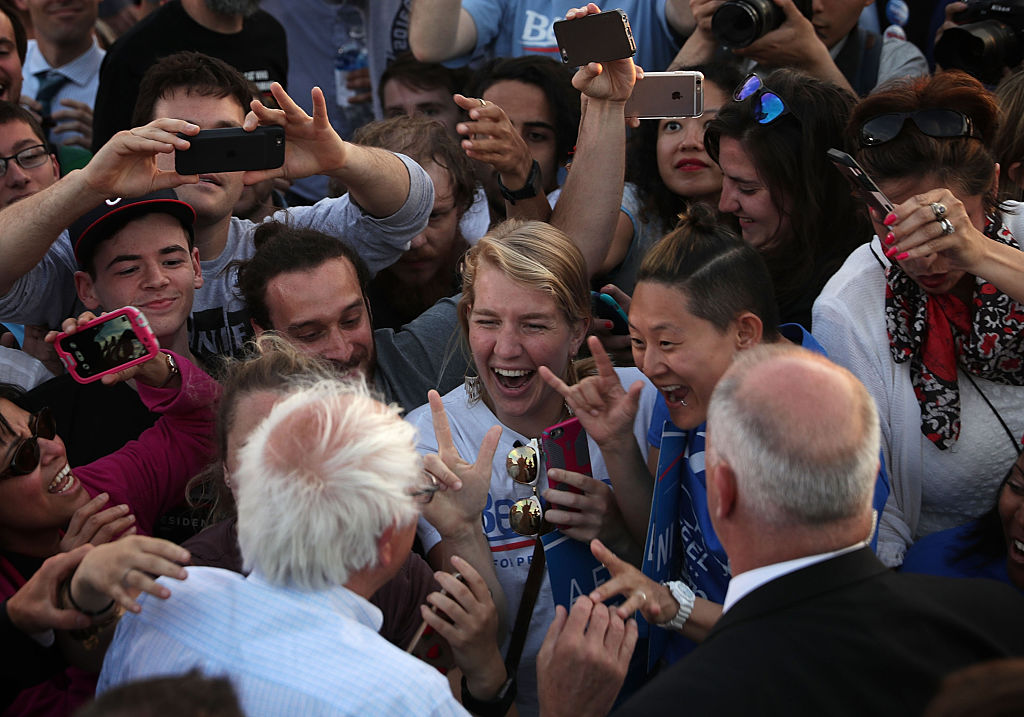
[{"xmin": 2, "ymin": 0, "xmax": 1024, "ymax": 715}]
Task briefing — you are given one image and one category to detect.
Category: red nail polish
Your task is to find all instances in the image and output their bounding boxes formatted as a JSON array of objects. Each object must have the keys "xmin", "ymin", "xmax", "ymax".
[
  {"xmin": 884, "ymin": 246, "xmax": 898, "ymax": 258},
  {"xmin": 426, "ymin": 645, "xmax": 441, "ymax": 659},
  {"xmin": 896, "ymin": 251, "xmax": 909, "ymax": 261},
  {"xmin": 422, "ymin": 625, "xmax": 434, "ymax": 636},
  {"xmin": 885, "ymin": 232, "xmax": 895, "ymax": 245},
  {"xmin": 884, "ymin": 212, "xmax": 898, "ymax": 226},
  {"xmin": 438, "ymin": 667, "xmax": 449, "ymax": 675}
]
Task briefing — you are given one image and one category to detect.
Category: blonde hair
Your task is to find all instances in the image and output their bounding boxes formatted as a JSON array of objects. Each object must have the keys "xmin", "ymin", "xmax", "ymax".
[{"xmin": 457, "ymin": 219, "xmax": 590, "ymax": 386}]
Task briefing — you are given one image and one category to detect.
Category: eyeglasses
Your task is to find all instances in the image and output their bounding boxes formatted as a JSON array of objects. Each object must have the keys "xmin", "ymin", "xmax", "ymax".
[
  {"xmin": 733, "ymin": 74, "xmax": 794, "ymax": 125},
  {"xmin": 0, "ymin": 144, "xmax": 50, "ymax": 178},
  {"xmin": 507, "ymin": 441, "xmax": 547, "ymax": 537},
  {"xmin": 411, "ymin": 472, "xmax": 441, "ymax": 504},
  {"xmin": 859, "ymin": 110, "xmax": 977, "ymax": 147},
  {"xmin": 0, "ymin": 407, "xmax": 56, "ymax": 479}
]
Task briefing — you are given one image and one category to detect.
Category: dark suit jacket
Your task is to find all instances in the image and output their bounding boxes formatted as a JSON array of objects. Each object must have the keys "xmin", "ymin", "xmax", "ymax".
[{"xmin": 616, "ymin": 548, "xmax": 1024, "ymax": 716}]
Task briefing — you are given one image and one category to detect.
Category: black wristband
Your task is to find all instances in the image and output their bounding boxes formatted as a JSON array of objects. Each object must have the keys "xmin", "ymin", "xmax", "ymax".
[
  {"xmin": 461, "ymin": 669, "xmax": 517, "ymax": 717},
  {"xmin": 63, "ymin": 579, "xmax": 114, "ymax": 617}
]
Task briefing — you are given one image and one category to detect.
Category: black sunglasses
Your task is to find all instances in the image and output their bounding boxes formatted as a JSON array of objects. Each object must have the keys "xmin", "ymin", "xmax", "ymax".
[
  {"xmin": 0, "ymin": 408, "xmax": 56, "ymax": 479},
  {"xmin": 733, "ymin": 73, "xmax": 795, "ymax": 125},
  {"xmin": 859, "ymin": 109, "xmax": 977, "ymax": 147}
]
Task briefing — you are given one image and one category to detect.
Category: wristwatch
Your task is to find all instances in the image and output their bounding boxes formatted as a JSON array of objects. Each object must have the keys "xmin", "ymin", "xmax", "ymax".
[
  {"xmin": 661, "ymin": 580, "xmax": 696, "ymax": 631},
  {"xmin": 497, "ymin": 159, "xmax": 541, "ymax": 204},
  {"xmin": 461, "ymin": 669, "xmax": 517, "ymax": 717},
  {"xmin": 156, "ymin": 351, "xmax": 180, "ymax": 388}
]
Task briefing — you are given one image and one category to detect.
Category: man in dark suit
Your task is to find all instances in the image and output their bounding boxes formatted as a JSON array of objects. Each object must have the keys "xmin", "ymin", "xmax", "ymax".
[{"xmin": 537, "ymin": 345, "xmax": 1024, "ymax": 717}]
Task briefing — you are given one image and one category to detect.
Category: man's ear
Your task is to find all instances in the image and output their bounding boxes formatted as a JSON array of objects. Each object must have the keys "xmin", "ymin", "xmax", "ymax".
[
  {"xmin": 707, "ymin": 457, "xmax": 738, "ymax": 522},
  {"xmin": 191, "ymin": 246, "xmax": 203, "ymax": 289},
  {"xmin": 251, "ymin": 318, "xmax": 265, "ymax": 335},
  {"xmin": 375, "ymin": 523, "xmax": 400, "ymax": 571},
  {"xmin": 73, "ymin": 270, "xmax": 101, "ymax": 310}
]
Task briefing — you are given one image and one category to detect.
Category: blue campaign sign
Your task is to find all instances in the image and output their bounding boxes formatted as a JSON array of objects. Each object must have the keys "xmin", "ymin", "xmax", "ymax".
[
  {"xmin": 541, "ymin": 529, "xmax": 616, "ymax": 608},
  {"xmin": 642, "ymin": 422, "xmax": 685, "ymax": 669}
]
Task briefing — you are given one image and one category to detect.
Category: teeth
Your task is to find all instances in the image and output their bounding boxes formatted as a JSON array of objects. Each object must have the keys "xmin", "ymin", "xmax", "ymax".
[
  {"xmin": 1015, "ymin": 539, "xmax": 1024, "ymax": 553},
  {"xmin": 494, "ymin": 368, "xmax": 531, "ymax": 377},
  {"xmin": 661, "ymin": 384, "xmax": 682, "ymax": 391},
  {"xmin": 48, "ymin": 464, "xmax": 73, "ymax": 493}
]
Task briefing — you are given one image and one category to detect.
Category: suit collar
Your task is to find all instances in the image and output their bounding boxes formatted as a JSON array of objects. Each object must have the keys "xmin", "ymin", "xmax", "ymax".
[{"xmin": 707, "ymin": 548, "xmax": 888, "ymax": 640}]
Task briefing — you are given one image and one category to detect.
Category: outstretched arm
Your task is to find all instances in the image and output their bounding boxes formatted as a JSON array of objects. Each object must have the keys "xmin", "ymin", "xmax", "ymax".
[
  {"xmin": 409, "ymin": 0, "xmax": 479, "ymax": 63},
  {"xmin": 244, "ymin": 83, "xmax": 413, "ymax": 218},
  {"xmin": 0, "ymin": 119, "xmax": 199, "ymax": 295},
  {"xmin": 549, "ymin": 4, "xmax": 638, "ymax": 278}
]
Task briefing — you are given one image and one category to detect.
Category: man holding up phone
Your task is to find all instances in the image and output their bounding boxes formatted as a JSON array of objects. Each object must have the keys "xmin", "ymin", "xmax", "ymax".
[{"xmin": 0, "ymin": 51, "xmax": 434, "ymax": 364}]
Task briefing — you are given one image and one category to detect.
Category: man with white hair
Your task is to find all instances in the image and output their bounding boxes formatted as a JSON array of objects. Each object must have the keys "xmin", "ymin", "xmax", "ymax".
[
  {"xmin": 538, "ymin": 346, "xmax": 1024, "ymax": 717},
  {"xmin": 97, "ymin": 379, "xmax": 470, "ymax": 715}
]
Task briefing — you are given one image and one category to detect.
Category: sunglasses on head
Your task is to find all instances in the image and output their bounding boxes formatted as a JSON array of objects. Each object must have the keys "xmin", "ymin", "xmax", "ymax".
[
  {"xmin": 733, "ymin": 74, "xmax": 795, "ymax": 125},
  {"xmin": 507, "ymin": 441, "xmax": 549, "ymax": 537},
  {"xmin": 859, "ymin": 109, "xmax": 977, "ymax": 147},
  {"xmin": 0, "ymin": 407, "xmax": 56, "ymax": 479}
]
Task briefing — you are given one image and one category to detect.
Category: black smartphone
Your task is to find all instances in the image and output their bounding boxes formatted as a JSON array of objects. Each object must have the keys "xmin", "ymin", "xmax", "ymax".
[
  {"xmin": 827, "ymin": 148, "xmax": 894, "ymax": 223},
  {"xmin": 591, "ymin": 291, "xmax": 630, "ymax": 335},
  {"xmin": 625, "ymin": 71, "xmax": 705, "ymax": 119},
  {"xmin": 175, "ymin": 126, "xmax": 285, "ymax": 175},
  {"xmin": 553, "ymin": 9, "xmax": 636, "ymax": 65}
]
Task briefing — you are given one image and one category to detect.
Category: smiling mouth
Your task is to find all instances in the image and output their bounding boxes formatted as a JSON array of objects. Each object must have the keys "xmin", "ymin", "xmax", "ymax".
[
  {"xmin": 660, "ymin": 384, "xmax": 690, "ymax": 406},
  {"xmin": 48, "ymin": 464, "xmax": 76, "ymax": 494},
  {"xmin": 676, "ymin": 159, "xmax": 708, "ymax": 170},
  {"xmin": 492, "ymin": 367, "xmax": 534, "ymax": 390}
]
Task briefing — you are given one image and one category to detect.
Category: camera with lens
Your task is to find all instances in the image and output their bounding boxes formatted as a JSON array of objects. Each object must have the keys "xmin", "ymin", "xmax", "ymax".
[
  {"xmin": 711, "ymin": 0, "xmax": 813, "ymax": 48},
  {"xmin": 934, "ymin": 0, "xmax": 1024, "ymax": 85}
]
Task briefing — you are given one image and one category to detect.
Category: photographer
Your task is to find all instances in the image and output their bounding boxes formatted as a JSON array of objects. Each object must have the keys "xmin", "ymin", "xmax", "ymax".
[{"xmin": 672, "ymin": 0, "xmax": 927, "ymax": 95}]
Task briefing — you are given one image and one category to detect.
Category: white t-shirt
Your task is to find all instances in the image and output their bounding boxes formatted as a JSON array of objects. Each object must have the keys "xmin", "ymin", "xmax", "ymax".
[{"xmin": 409, "ymin": 367, "xmax": 656, "ymax": 717}]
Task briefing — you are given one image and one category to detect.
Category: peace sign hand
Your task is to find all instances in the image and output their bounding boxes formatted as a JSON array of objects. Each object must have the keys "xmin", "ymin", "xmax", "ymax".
[{"xmin": 421, "ymin": 390, "xmax": 502, "ymax": 538}]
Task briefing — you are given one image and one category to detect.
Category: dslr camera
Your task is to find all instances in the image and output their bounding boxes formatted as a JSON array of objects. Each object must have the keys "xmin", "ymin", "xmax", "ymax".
[
  {"xmin": 711, "ymin": 0, "xmax": 813, "ymax": 48},
  {"xmin": 934, "ymin": 0, "xmax": 1024, "ymax": 85}
]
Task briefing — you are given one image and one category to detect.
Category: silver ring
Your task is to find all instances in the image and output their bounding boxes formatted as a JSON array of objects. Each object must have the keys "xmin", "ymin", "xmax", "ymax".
[
  {"xmin": 637, "ymin": 590, "xmax": 647, "ymax": 603},
  {"xmin": 939, "ymin": 217, "xmax": 955, "ymax": 235},
  {"xmin": 478, "ymin": 98, "xmax": 487, "ymax": 108},
  {"xmin": 930, "ymin": 202, "xmax": 947, "ymax": 219}
]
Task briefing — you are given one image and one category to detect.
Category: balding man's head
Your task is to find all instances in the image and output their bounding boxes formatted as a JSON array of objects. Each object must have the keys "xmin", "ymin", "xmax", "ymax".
[{"xmin": 707, "ymin": 345, "xmax": 879, "ymax": 529}]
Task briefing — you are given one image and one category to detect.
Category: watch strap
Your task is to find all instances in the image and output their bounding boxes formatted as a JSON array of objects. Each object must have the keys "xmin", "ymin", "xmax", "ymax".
[
  {"xmin": 460, "ymin": 669, "xmax": 517, "ymax": 717},
  {"xmin": 497, "ymin": 159, "xmax": 541, "ymax": 204},
  {"xmin": 661, "ymin": 580, "xmax": 696, "ymax": 631}
]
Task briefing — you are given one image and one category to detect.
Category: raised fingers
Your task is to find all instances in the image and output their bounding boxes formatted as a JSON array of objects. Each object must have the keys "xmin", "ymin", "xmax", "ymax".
[{"xmin": 428, "ymin": 389, "xmax": 456, "ymax": 456}]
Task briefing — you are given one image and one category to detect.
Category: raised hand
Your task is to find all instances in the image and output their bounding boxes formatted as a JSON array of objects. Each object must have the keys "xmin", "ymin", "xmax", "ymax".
[
  {"xmin": 420, "ymin": 389, "xmax": 502, "ymax": 538},
  {"xmin": 884, "ymin": 188, "xmax": 989, "ymax": 271},
  {"xmin": 453, "ymin": 93, "xmax": 534, "ymax": 185},
  {"xmin": 58, "ymin": 492, "xmax": 136, "ymax": 552},
  {"xmin": 69, "ymin": 535, "xmax": 189, "ymax": 614},
  {"xmin": 52, "ymin": 99, "xmax": 95, "ymax": 150},
  {"xmin": 81, "ymin": 118, "xmax": 199, "ymax": 198},
  {"xmin": 539, "ymin": 334, "xmax": 644, "ymax": 448},
  {"xmin": 242, "ymin": 83, "xmax": 347, "ymax": 184},
  {"xmin": 565, "ymin": 4, "xmax": 639, "ymax": 103}
]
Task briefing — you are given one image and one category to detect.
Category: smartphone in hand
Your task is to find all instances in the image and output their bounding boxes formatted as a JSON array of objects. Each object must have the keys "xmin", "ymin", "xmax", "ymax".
[
  {"xmin": 175, "ymin": 126, "xmax": 285, "ymax": 175},
  {"xmin": 553, "ymin": 9, "xmax": 636, "ymax": 65},
  {"xmin": 827, "ymin": 148, "xmax": 895, "ymax": 223},
  {"xmin": 54, "ymin": 307, "xmax": 161, "ymax": 384},
  {"xmin": 625, "ymin": 71, "xmax": 705, "ymax": 119}
]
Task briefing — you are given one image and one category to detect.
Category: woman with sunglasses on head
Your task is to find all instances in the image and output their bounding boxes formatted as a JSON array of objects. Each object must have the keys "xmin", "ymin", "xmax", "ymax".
[
  {"xmin": 704, "ymin": 69, "xmax": 870, "ymax": 329},
  {"xmin": 408, "ymin": 219, "xmax": 658, "ymax": 716},
  {"xmin": 0, "ymin": 310, "xmax": 217, "ymax": 716},
  {"xmin": 813, "ymin": 71, "xmax": 1024, "ymax": 569}
]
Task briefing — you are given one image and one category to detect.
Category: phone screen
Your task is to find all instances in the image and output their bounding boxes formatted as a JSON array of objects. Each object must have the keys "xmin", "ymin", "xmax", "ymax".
[{"xmin": 59, "ymin": 315, "xmax": 150, "ymax": 378}]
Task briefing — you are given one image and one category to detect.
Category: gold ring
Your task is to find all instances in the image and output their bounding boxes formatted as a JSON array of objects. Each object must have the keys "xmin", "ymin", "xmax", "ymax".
[{"xmin": 478, "ymin": 98, "xmax": 487, "ymax": 108}]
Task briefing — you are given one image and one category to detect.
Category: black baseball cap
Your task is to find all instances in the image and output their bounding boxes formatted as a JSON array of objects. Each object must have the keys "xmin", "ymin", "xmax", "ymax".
[{"xmin": 69, "ymin": 189, "xmax": 196, "ymax": 268}]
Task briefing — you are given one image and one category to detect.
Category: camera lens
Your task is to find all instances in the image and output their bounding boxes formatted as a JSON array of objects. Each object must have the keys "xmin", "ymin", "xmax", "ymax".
[
  {"xmin": 934, "ymin": 21, "xmax": 1022, "ymax": 85},
  {"xmin": 712, "ymin": 0, "xmax": 784, "ymax": 48}
]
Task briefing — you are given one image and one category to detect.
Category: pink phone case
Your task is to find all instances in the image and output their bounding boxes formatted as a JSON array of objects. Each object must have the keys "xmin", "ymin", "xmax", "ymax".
[
  {"xmin": 54, "ymin": 306, "xmax": 160, "ymax": 384},
  {"xmin": 542, "ymin": 417, "xmax": 593, "ymax": 500}
]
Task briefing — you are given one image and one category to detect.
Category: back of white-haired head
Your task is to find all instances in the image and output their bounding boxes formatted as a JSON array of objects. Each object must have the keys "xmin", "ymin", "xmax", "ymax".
[
  {"xmin": 235, "ymin": 378, "xmax": 421, "ymax": 590},
  {"xmin": 707, "ymin": 345, "xmax": 880, "ymax": 527}
]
